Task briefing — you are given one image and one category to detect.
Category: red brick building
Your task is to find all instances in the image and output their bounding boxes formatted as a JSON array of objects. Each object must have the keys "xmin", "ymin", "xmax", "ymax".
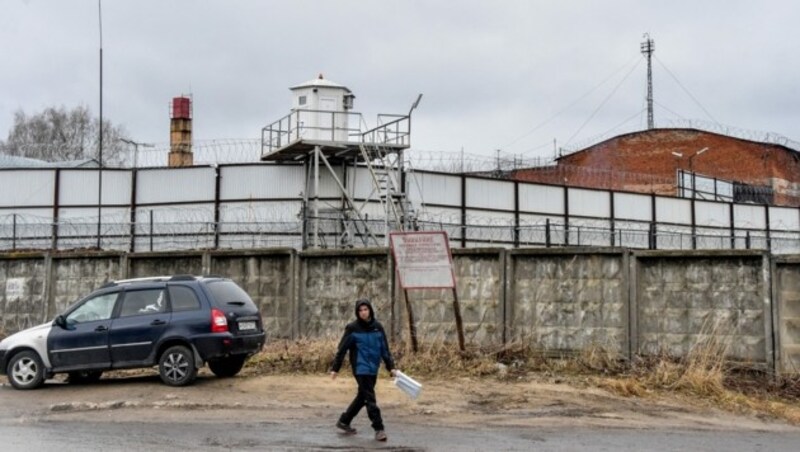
[{"xmin": 510, "ymin": 128, "xmax": 800, "ymax": 206}]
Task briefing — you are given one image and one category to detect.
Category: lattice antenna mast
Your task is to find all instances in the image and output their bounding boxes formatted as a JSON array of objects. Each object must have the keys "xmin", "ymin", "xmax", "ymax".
[{"xmin": 640, "ymin": 34, "xmax": 655, "ymax": 129}]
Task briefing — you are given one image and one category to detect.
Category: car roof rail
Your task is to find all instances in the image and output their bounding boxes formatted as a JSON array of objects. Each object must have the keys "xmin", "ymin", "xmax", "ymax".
[
  {"xmin": 113, "ymin": 276, "xmax": 173, "ymax": 285},
  {"xmin": 169, "ymin": 275, "xmax": 197, "ymax": 281}
]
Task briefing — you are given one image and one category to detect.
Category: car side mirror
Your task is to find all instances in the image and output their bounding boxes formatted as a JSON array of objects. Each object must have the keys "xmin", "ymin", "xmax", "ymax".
[{"xmin": 54, "ymin": 315, "xmax": 67, "ymax": 329}]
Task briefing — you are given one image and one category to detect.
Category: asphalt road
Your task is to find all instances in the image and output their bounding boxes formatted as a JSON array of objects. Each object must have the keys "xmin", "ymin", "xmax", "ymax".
[
  {"xmin": 2, "ymin": 418, "xmax": 800, "ymax": 451},
  {"xmin": 2, "ymin": 373, "xmax": 800, "ymax": 451}
]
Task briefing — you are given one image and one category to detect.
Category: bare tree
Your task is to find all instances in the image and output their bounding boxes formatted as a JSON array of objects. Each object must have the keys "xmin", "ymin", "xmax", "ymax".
[{"xmin": 0, "ymin": 105, "xmax": 128, "ymax": 165}]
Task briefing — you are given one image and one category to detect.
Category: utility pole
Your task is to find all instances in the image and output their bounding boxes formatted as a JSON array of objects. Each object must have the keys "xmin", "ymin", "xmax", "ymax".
[
  {"xmin": 97, "ymin": 0, "xmax": 104, "ymax": 249},
  {"xmin": 641, "ymin": 34, "xmax": 655, "ymax": 130}
]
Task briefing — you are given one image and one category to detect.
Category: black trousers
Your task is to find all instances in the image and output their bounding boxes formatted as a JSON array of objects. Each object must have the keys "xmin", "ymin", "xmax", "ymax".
[{"xmin": 340, "ymin": 374, "xmax": 384, "ymax": 431}]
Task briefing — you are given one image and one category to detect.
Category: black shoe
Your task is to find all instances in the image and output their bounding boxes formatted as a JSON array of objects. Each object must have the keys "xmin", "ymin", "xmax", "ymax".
[{"xmin": 336, "ymin": 421, "xmax": 357, "ymax": 434}]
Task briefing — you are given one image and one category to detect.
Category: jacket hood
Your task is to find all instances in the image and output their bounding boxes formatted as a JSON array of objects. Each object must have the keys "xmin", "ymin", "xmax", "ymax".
[{"xmin": 354, "ymin": 298, "xmax": 375, "ymax": 324}]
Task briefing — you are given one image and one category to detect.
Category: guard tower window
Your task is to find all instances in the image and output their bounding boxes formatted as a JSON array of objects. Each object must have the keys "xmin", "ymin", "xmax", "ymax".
[{"xmin": 298, "ymin": 95, "xmax": 307, "ymax": 106}]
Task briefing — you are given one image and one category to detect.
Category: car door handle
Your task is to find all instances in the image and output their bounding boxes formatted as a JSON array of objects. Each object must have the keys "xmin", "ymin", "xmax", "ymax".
[
  {"xmin": 150, "ymin": 319, "xmax": 166, "ymax": 326},
  {"xmin": 94, "ymin": 325, "xmax": 108, "ymax": 332}
]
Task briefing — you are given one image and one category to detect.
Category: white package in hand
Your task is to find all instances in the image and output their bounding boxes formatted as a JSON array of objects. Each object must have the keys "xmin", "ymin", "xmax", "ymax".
[{"xmin": 393, "ymin": 370, "xmax": 422, "ymax": 400}]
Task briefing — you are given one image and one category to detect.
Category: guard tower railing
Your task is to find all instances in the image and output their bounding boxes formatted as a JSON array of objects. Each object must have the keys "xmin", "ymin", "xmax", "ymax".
[
  {"xmin": 361, "ymin": 114, "xmax": 411, "ymax": 147},
  {"xmin": 261, "ymin": 109, "xmax": 410, "ymax": 156}
]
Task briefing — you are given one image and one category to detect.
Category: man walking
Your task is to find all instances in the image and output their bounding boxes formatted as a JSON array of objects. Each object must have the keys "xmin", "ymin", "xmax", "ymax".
[{"xmin": 330, "ymin": 298, "xmax": 398, "ymax": 442}]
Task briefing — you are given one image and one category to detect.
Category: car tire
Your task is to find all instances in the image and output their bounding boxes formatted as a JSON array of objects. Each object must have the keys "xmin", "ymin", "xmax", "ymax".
[
  {"xmin": 208, "ymin": 355, "xmax": 247, "ymax": 378},
  {"xmin": 67, "ymin": 370, "xmax": 103, "ymax": 385},
  {"xmin": 158, "ymin": 345, "xmax": 197, "ymax": 387},
  {"xmin": 7, "ymin": 350, "xmax": 45, "ymax": 390}
]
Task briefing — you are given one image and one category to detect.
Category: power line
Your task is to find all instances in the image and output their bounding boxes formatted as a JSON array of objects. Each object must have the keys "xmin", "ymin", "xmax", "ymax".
[
  {"xmin": 654, "ymin": 55, "xmax": 719, "ymax": 125},
  {"xmin": 564, "ymin": 58, "xmax": 643, "ymax": 147},
  {"xmin": 653, "ymin": 100, "xmax": 687, "ymax": 121},
  {"xmin": 497, "ymin": 54, "xmax": 641, "ymax": 151}
]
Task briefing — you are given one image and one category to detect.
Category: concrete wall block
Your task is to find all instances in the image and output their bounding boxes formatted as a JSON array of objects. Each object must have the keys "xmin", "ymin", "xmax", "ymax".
[
  {"xmin": 737, "ymin": 262, "xmax": 762, "ymax": 292},
  {"xmin": 640, "ymin": 286, "xmax": 665, "ymax": 309},
  {"xmin": 662, "ymin": 308, "xmax": 689, "ymax": 334},
  {"xmin": 645, "ymin": 333, "xmax": 690, "ymax": 356},
  {"xmin": 300, "ymin": 255, "xmax": 390, "ymax": 339},
  {"xmin": 689, "ymin": 291, "xmax": 714, "ymax": 309},
  {"xmin": 0, "ymin": 259, "xmax": 46, "ymax": 333},
  {"xmin": 782, "ymin": 344, "xmax": 800, "ymax": 373},
  {"xmin": 51, "ymin": 257, "xmax": 121, "ymax": 316},
  {"xmin": 535, "ymin": 327, "xmax": 624, "ymax": 352},
  {"xmin": 636, "ymin": 255, "xmax": 768, "ymax": 363},
  {"xmin": 785, "ymin": 318, "xmax": 800, "ymax": 343},
  {"xmin": 212, "ymin": 255, "xmax": 293, "ymax": 339},
  {"xmin": 736, "ymin": 309, "xmax": 765, "ymax": 337},
  {"xmin": 400, "ymin": 253, "xmax": 503, "ymax": 346},
  {"xmin": 512, "ymin": 253, "xmax": 626, "ymax": 353},
  {"xmin": 735, "ymin": 289, "xmax": 761, "ymax": 310},
  {"xmin": 782, "ymin": 293, "xmax": 800, "ymax": 318},
  {"xmin": 729, "ymin": 335, "xmax": 766, "ymax": 361},
  {"xmin": 129, "ymin": 256, "xmax": 203, "ymax": 278}
]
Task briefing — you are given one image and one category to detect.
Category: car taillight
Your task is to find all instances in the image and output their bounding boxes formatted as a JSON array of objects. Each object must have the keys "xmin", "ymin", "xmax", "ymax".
[{"xmin": 211, "ymin": 308, "xmax": 228, "ymax": 333}]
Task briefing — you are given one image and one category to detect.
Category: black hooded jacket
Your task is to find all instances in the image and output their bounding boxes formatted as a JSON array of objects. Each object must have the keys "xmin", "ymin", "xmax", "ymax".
[{"xmin": 330, "ymin": 299, "xmax": 395, "ymax": 376}]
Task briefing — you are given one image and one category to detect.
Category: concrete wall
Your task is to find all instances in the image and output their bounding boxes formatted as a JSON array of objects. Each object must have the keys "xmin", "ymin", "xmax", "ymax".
[
  {"xmin": 508, "ymin": 248, "xmax": 628, "ymax": 356},
  {"xmin": 298, "ymin": 249, "xmax": 391, "ymax": 340},
  {"xmin": 51, "ymin": 254, "xmax": 123, "ymax": 317},
  {"xmin": 0, "ymin": 254, "xmax": 47, "ymax": 333},
  {"xmin": 399, "ymin": 249, "xmax": 505, "ymax": 347},
  {"xmin": 633, "ymin": 251, "xmax": 771, "ymax": 366},
  {"xmin": 0, "ymin": 247, "xmax": 797, "ymax": 376},
  {"xmin": 211, "ymin": 250, "xmax": 295, "ymax": 340},
  {"xmin": 774, "ymin": 258, "xmax": 800, "ymax": 374}
]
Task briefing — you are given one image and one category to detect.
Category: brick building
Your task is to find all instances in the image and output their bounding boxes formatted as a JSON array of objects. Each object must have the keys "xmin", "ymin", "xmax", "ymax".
[{"xmin": 510, "ymin": 128, "xmax": 800, "ymax": 206}]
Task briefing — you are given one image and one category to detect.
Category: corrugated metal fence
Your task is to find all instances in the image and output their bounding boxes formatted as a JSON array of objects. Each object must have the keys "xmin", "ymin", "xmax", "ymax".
[{"xmin": 0, "ymin": 164, "xmax": 797, "ymax": 253}]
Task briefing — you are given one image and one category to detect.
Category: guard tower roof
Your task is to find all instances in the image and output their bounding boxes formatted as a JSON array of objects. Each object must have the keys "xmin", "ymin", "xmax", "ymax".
[{"xmin": 290, "ymin": 74, "xmax": 352, "ymax": 93}]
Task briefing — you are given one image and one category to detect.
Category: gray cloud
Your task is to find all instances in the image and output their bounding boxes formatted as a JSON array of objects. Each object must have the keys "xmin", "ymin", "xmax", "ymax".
[{"xmin": 2, "ymin": 0, "xmax": 799, "ymax": 160}]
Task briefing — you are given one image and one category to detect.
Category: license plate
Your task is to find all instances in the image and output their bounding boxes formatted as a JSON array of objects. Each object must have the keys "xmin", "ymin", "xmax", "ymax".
[{"xmin": 238, "ymin": 321, "xmax": 256, "ymax": 331}]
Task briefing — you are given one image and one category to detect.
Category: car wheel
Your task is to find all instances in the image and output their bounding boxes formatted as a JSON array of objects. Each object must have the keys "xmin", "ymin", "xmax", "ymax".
[
  {"xmin": 208, "ymin": 355, "xmax": 247, "ymax": 378},
  {"xmin": 158, "ymin": 345, "xmax": 197, "ymax": 387},
  {"xmin": 67, "ymin": 370, "xmax": 103, "ymax": 385},
  {"xmin": 7, "ymin": 350, "xmax": 45, "ymax": 390}
]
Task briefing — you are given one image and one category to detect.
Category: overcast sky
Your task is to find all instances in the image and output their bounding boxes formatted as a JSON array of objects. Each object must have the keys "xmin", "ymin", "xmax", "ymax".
[{"xmin": 2, "ymin": 0, "xmax": 799, "ymax": 161}]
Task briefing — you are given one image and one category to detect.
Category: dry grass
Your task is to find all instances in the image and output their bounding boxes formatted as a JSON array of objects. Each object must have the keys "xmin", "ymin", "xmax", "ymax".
[
  {"xmin": 595, "ymin": 319, "xmax": 800, "ymax": 424},
  {"xmin": 246, "ymin": 325, "xmax": 800, "ymax": 425}
]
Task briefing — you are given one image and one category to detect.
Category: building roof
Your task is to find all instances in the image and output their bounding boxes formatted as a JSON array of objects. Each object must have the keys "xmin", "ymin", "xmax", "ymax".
[
  {"xmin": 290, "ymin": 74, "xmax": 351, "ymax": 93},
  {"xmin": 0, "ymin": 153, "xmax": 99, "ymax": 168}
]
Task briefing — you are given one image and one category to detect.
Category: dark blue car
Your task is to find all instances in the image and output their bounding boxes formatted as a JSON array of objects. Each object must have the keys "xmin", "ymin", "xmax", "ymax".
[{"xmin": 0, "ymin": 275, "xmax": 266, "ymax": 389}]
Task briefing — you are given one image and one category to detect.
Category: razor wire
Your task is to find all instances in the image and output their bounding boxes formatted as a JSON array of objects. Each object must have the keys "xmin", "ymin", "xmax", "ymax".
[
  {"xmin": 560, "ymin": 119, "xmax": 800, "ymax": 156},
  {"xmin": 1, "ymin": 210, "xmax": 795, "ymax": 253}
]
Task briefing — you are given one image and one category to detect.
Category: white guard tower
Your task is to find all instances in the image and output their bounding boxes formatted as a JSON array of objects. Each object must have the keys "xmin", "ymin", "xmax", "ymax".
[{"xmin": 261, "ymin": 75, "xmax": 422, "ymax": 249}]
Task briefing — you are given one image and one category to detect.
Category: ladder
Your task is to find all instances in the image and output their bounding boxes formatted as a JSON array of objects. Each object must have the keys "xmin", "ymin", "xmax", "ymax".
[{"xmin": 358, "ymin": 142, "xmax": 415, "ymax": 236}]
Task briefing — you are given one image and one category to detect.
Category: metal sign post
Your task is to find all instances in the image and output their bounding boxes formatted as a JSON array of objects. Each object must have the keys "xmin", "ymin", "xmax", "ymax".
[{"xmin": 389, "ymin": 231, "xmax": 464, "ymax": 352}]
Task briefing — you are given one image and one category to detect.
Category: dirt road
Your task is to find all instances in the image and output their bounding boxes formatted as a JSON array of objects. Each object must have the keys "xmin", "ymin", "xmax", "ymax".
[{"xmin": 2, "ymin": 369, "xmax": 798, "ymax": 430}]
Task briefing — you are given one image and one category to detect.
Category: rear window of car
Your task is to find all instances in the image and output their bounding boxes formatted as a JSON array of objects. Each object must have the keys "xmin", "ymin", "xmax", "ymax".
[
  {"xmin": 204, "ymin": 280, "xmax": 258, "ymax": 309},
  {"xmin": 168, "ymin": 285, "xmax": 202, "ymax": 312}
]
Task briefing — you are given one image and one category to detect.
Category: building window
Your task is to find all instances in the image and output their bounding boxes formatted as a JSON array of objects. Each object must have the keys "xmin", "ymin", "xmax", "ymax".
[{"xmin": 298, "ymin": 95, "xmax": 307, "ymax": 106}]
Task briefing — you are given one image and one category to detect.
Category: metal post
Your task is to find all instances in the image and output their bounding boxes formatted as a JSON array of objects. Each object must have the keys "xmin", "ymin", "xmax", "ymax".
[
  {"xmin": 313, "ymin": 146, "xmax": 320, "ymax": 249},
  {"xmin": 545, "ymin": 218, "xmax": 551, "ymax": 247},
  {"xmin": 12, "ymin": 213, "xmax": 17, "ymax": 251},
  {"xmin": 403, "ymin": 289, "xmax": 418, "ymax": 353},
  {"xmin": 452, "ymin": 287, "xmax": 466, "ymax": 352},
  {"xmin": 149, "ymin": 209, "xmax": 154, "ymax": 252},
  {"xmin": 96, "ymin": 0, "xmax": 103, "ymax": 250}
]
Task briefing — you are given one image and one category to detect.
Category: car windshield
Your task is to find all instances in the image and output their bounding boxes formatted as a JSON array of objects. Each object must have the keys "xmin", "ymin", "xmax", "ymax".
[{"xmin": 205, "ymin": 280, "xmax": 257, "ymax": 309}]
